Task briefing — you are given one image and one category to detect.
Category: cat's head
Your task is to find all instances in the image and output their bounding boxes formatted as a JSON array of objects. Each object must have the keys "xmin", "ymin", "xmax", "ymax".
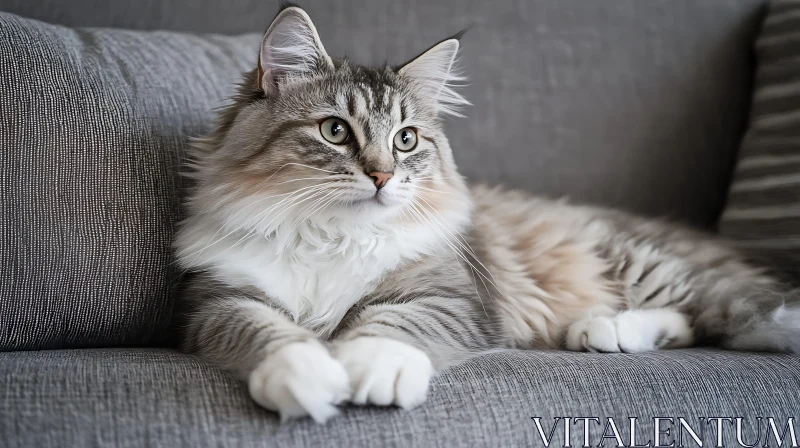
[{"xmin": 186, "ymin": 6, "xmax": 471, "ymax": 239}]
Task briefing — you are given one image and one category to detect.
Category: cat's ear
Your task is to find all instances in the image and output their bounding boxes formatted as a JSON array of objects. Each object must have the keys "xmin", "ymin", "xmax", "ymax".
[
  {"xmin": 399, "ymin": 35, "xmax": 470, "ymax": 117},
  {"xmin": 257, "ymin": 6, "xmax": 334, "ymax": 94}
]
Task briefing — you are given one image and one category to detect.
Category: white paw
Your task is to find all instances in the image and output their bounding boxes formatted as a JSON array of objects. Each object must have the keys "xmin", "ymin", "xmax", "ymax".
[
  {"xmin": 566, "ymin": 315, "xmax": 621, "ymax": 352},
  {"xmin": 248, "ymin": 340, "xmax": 350, "ymax": 423},
  {"xmin": 333, "ymin": 337, "xmax": 434, "ymax": 410},
  {"xmin": 565, "ymin": 309, "xmax": 693, "ymax": 353}
]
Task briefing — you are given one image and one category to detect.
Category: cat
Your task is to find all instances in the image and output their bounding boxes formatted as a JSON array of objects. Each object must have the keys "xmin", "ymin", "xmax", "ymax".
[{"xmin": 174, "ymin": 5, "xmax": 800, "ymax": 423}]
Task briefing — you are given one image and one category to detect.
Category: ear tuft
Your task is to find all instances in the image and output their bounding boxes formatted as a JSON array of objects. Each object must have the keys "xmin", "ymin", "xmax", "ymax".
[
  {"xmin": 258, "ymin": 6, "xmax": 333, "ymax": 94},
  {"xmin": 399, "ymin": 37, "xmax": 470, "ymax": 117}
]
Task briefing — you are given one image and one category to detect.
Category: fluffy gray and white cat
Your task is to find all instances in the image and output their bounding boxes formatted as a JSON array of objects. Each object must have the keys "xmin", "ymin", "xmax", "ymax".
[{"xmin": 175, "ymin": 6, "xmax": 800, "ymax": 423}]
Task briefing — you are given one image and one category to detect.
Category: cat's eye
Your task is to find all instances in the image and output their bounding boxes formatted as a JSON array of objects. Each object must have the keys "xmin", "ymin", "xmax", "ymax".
[
  {"xmin": 320, "ymin": 118, "xmax": 350, "ymax": 144},
  {"xmin": 393, "ymin": 127, "xmax": 418, "ymax": 152}
]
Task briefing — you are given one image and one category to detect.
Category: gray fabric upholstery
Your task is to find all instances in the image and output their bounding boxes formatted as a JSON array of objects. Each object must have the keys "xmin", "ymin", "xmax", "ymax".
[
  {"xmin": 0, "ymin": 0, "xmax": 766, "ymax": 226},
  {"xmin": 0, "ymin": 12, "xmax": 260, "ymax": 350},
  {"xmin": 720, "ymin": 0, "xmax": 800, "ymax": 282},
  {"xmin": 0, "ymin": 4, "xmax": 795, "ymax": 448},
  {"xmin": 1, "ymin": 348, "xmax": 798, "ymax": 448}
]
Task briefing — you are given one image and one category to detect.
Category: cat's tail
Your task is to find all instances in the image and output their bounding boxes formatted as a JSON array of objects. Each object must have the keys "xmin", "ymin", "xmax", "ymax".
[{"xmin": 692, "ymin": 281, "xmax": 800, "ymax": 353}]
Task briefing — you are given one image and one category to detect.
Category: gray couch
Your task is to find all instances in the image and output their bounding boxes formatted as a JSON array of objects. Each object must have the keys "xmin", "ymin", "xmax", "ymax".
[{"xmin": 1, "ymin": 1, "xmax": 798, "ymax": 447}]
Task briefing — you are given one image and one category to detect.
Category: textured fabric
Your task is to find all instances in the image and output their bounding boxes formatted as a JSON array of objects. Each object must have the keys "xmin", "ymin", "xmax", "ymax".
[
  {"xmin": 0, "ymin": 12, "xmax": 260, "ymax": 350},
  {"xmin": 1, "ymin": 348, "xmax": 798, "ymax": 448},
  {"xmin": 720, "ymin": 1, "xmax": 800, "ymax": 282},
  {"xmin": 0, "ymin": 0, "xmax": 766, "ymax": 226}
]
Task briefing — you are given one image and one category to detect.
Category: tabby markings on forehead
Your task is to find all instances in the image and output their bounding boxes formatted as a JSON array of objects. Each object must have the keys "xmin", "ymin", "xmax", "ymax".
[
  {"xmin": 346, "ymin": 93, "xmax": 356, "ymax": 116},
  {"xmin": 352, "ymin": 90, "xmax": 370, "ymax": 118},
  {"xmin": 382, "ymin": 86, "xmax": 393, "ymax": 107},
  {"xmin": 358, "ymin": 84, "xmax": 374, "ymax": 109}
]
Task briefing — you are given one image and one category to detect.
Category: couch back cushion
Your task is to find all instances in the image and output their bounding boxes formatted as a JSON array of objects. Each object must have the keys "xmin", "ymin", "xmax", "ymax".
[
  {"xmin": 0, "ymin": 12, "xmax": 259, "ymax": 350},
  {"xmin": 719, "ymin": 0, "xmax": 800, "ymax": 282}
]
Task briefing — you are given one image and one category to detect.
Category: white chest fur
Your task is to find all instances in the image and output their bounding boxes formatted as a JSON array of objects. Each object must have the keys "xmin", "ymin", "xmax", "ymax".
[{"xmin": 190, "ymin": 218, "xmax": 441, "ymax": 338}]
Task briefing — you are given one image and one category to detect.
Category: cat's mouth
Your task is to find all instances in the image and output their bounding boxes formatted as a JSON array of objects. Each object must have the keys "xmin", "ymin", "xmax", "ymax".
[
  {"xmin": 360, "ymin": 192, "xmax": 389, "ymax": 207},
  {"xmin": 372, "ymin": 191, "xmax": 390, "ymax": 206},
  {"xmin": 347, "ymin": 189, "xmax": 402, "ymax": 208}
]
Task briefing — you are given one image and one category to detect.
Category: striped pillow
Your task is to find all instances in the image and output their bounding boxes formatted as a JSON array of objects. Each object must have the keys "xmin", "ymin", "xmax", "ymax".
[{"xmin": 720, "ymin": 0, "xmax": 800, "ymax": 281}]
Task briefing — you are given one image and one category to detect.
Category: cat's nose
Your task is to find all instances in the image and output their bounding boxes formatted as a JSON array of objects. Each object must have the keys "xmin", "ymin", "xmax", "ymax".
[{"xmin": 368, "ymin": 171, "xmax": 394, "ymax": 190}]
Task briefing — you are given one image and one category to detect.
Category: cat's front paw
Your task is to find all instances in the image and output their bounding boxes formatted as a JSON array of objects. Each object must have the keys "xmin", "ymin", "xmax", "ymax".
[
  {"xmin": 565, "ymin": 309, "xmax": 693, "ymax": 353},
  {"xmin": 333, "ymin": 337, "xmax": 434, "ymax": 410},
  {"xmin": 566, "ymin": 315, "xmax": 624, "ymax": 352},
  {"xmin": 248, "ymin": 340, "xmax": 350, "ymax": 423}
]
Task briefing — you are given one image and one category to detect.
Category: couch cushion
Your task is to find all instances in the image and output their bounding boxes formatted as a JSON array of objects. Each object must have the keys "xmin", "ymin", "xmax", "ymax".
[
  {"xmin": 1, "ymin": 0, "xmax": 766, "ymax": 226},
  {"xmin": 719, "ymin": 0, "xmax": 800, "ymax": 282},
  {"xmin": 1, "ymin": 348, "xmax": 798, "ymax": 447},
  {"xmin": 0, "ymin": 12, "xmax": 260, "ymax": 350}
]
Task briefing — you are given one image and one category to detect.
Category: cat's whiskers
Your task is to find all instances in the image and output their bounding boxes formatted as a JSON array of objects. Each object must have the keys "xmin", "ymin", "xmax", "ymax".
[
  {"xmin": 415, "ymin": 194, "xmax": 483, "ymax": 263},
  {"xmin": 404, "ymin": 201, "xmax": 493, "ymax": 318},
  {"xmin": 296, "ymin": 187, "xmax": 344, "ymax": 224},
  {"xmin": 397, "ymin": 203, "xmax": 480, "ymax": 308},
  {"xmin": 307, "ymin": 191, "xmax": 348, "ymax": 236},
  {"xmin": 188, "ymin": 183, "xmax": 334, "ymax": 268},
  {"xmin": 279, "ymin": 188, "xmax": 346, "ymax": 252},
  {"xmin": 262, "ymin": 162, "xmax": 341, "ymax": 184},
  {"xmin": 213, "ymin": 161, "xmax": 346, "ymax": 240},
  {"xmin": 409, "ymin": 202, "xmax": 496, "ymax": 308},
  {"xmin": 208, "ymin": 192, "xmax": 324, "ymax": 264},
  {"xmin": 183, "ymin": 190, "xmax": 299, "ymax": 264},
  {"xmin": 412, "ymin": 175, "xmax": 461, "ymax": 181},
  {"xmin": 178, "ymin": 164, "xmax": 345, "ymax": 268},
  {"xmin": 465, "ymin": 254, "xmax": 484, "ymax": 315},
  {"xmin": 223, "ymin": 185, "xmax": 336, "ymax": 258},
  {"xmin": 201, "ymin": 173, "xmax": 345, "ymax": 244},
  {"xmin": 408, "ymin": 198, "xmax": 508, "ymax": 306},
  {"xmin": 179, "ymin": 182, "xmax": 335, "ymax": 268},
  {"xmin": 414, "ymin": 195, "xmax": 515, "ymax": 312},
  {"xmin": 414, "ymin": 194, "xmax": 495, "ymax": 278},
  {"xmin": 407, "ymin": 195, "xmax": 488, "ymax": 309},
  {"xmin": 242, "ymin": 180, "xmax": 346, "ymax": 234},
  {"xmin": 254, "ymin": 182, "xmax": 337, "ymax": 236},
  {"xmin": 270, "ymin": 176, "xmax": 342, "ymax": 186},
  {"xmin": 412, "ymin": 184, "xmax": 454, "ymax": 195},
  {"xmin": 404, "ymin": 202, "xmax": 492, "ymax": 320}
]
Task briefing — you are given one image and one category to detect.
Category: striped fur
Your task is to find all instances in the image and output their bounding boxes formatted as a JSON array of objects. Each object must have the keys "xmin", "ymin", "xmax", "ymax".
[{"xmin": 175, "ymin": 6, "xmax": 800, "ymax": 423}]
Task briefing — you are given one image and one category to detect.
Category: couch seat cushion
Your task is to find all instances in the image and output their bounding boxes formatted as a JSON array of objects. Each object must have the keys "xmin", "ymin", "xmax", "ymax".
[{"xmin": 1, "ymin": 348, "xmax": 797, "ymax": 447}]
